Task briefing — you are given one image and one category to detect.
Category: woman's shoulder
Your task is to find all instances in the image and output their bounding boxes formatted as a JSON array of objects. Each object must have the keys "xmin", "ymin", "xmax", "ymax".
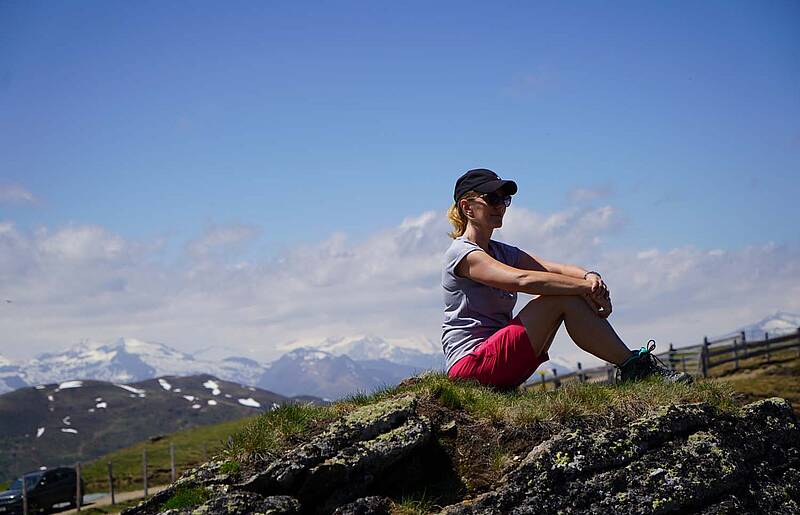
[
  {"xmin": 443, "ymin": 236, "xmax": 484, "ymax": 267},
  {"xmin": 446, "ymin": 235, "xmax": 481, "ymax": 252},
  {"xmin": 489, "ymin": 238, "xmax": 521, "ymax": 265}
]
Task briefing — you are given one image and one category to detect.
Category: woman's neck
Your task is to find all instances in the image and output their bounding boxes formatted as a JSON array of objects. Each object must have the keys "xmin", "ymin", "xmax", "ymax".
[{"xmin": 462, "ymin": 225, "xmax": 493, "ymax": 252}]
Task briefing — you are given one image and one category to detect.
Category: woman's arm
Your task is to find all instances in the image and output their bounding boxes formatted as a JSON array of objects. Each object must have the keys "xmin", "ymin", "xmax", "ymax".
[
  {"xmin": 517, "ymin": 250, "xmax": 588, "ymax": 279},
  {"xmin": 456, "ymin": 250, "xmax": 593, "ymax": 296}
]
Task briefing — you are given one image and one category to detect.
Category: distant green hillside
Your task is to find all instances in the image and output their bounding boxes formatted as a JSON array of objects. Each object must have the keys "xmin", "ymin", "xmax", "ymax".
[
  {"xmin": 0, "ymin": 374, "xmax": 322, "ymax": 483},
  {"xmin": 80, "ymin": 414, "xmax": 261, "ymax": 493}
]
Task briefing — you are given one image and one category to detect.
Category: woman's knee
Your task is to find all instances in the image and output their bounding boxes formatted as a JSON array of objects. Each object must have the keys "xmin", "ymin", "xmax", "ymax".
[{"xmin": 522, "ymin": 294, "xmax": 582, "ymax": 314}]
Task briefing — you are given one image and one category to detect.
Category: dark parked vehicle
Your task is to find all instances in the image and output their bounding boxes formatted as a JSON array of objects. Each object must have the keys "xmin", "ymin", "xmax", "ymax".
[{"xmin": 0, "ymin": 467, "xmax": 84, "ymax": 514}]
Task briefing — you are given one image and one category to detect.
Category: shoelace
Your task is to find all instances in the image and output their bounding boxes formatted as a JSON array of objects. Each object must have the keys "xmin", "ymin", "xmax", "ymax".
[{"xmin": 636, "ymin": 339, "xmax": 672, "ymax": 372}]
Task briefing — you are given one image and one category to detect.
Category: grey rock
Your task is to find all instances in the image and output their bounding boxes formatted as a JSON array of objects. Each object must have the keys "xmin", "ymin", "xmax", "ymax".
[
  {"xmin": 440, "ymin": 397, "xmax": 800, "ymax": 514},
  {"xmin": 162, "ymin": 492, "xmax": 301, "ymax": 514},
  {"xmin": 332, "ymin": 496, "xmax": 393, "ymax": 515},
  {"xmin": 121, "ymin": 394, "xmax": 800, "ymax": 515},
  {"xmin": 238, "ymin": 393, "xmax": 432, "ymax": 512}
]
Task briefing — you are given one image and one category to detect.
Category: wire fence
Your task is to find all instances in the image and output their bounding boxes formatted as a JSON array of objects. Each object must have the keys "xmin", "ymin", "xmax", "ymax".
[{"xmin": 529, "ymin": 327, "xmax": 800, "ymax": 389}]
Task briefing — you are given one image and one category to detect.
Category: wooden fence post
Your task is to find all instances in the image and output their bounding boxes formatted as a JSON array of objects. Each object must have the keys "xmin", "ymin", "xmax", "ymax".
[
  {"xmin": 796, "ymin": 327, "xmax": 800, "ymax": 359},
  {"xmin": 540, "ymin": 372, "xmax": 546, "ymax": 391},
  {"xmin": 741, "ymin": 331, "xmax": 747, "ymax": 359},
  {"xmin": 701, "ymin": 336, "xmax": 709, "ymax": 378},
  {"xmin": 668, "ymin": 343, "xmax": 675, "ymax": 370},
  {"xmin": 143, "ymin": 448, "xmax": 148, "ymax": 497},
  {"xmin": 577, "ymin": 362, "xmax": 584, "ymax": 383},
  {"xmin": 732, "ymin": 338, "xmax": 739, "ymax": 370},
  {"xmin": 76, "ymin": 462, "xmax": 81, "ymax": 511},
  {"xmin": 22, "ymin": 473, "xmax": 28, "ymax": 515},
  {"xmin": 170, "ymin": 442, "xmax": 176, "ymax": 482},
  {"xmin": 108, "ymin": 461, "xmax": 115, "ymax": 505},
  {"xmin": 551, "ymin": 368, "xmax": 561, "ymax": 389},
  {"xmin": 764, "ymin": 332, "xmax": 770, "ymax": 362}
]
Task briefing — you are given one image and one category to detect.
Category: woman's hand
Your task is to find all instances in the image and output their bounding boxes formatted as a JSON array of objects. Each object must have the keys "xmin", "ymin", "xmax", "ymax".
[
  {"xmin": 586, "ymin": 273, "xmax": 608, "ymax": 301},
  {"xmin": 583, "ymin": 292, "xmax": 613, "ymax": 319}
]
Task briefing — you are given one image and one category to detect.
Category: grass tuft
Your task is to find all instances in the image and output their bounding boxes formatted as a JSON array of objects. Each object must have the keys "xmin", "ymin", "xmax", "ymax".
[
  {"xmin": 224, "ymin": 402, "xmax": 336, "ymax": 460},
  {"xmin": 219, "ymin": 460, "xmax": 240, "ymax": 475},
  {"xmin": 392, "ymin": 491, "xmax": 444, "ymax": 515},
  {"xmin": 160, "ymin": 486, "xmax": 210, "ymax": 511}
]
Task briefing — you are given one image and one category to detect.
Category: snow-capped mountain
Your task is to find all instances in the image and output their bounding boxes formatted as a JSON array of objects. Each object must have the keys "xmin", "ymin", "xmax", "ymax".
[
  {"xmin": 718, "ymin": 311, "xmax": 800, "ymax": 341},
  {"xmin": 22, "ymin": 337, "xmax": 270, "ymax": 387},
  {"xmin": 0, "ymin": 336, "xmax": 445, "ymax": 398},
  {"xmin": 0, "ymin": 354, "xmax": 27, "ymax": 393},
  {"xmin": 0, "ymin": 338, "xmax": 270, "ymax": 394},
  {"xmin": 257, "ymin": 347, "xmax": 388, "ymax": 400},
  {"xmin": 313, "ymin": 335, "xmax": 444, "ymax": 370}
]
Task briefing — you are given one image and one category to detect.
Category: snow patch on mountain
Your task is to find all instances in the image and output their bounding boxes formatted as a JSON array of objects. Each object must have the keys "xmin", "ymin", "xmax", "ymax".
[
  {"xmin": 115, "ymin": 383, "xmax": 145, "ymax": 395},
  {"xmin": 202, "ymin": 379, "xmax": 221, "ymax": 395},
  {"xmin": 57, "ymin": 380, "xmax": 84, "ymax": 390}
]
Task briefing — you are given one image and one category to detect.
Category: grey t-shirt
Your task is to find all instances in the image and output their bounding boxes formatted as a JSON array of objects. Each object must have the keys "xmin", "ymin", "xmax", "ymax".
[{"xmin": 441, "ymin": 236, "xmax": 521, "ymax": 372}]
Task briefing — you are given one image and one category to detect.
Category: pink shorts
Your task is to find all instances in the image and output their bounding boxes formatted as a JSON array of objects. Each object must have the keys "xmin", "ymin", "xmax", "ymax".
[{"xmin": 447, "ymin": 317, "xmax": 550, "ymax": 389}]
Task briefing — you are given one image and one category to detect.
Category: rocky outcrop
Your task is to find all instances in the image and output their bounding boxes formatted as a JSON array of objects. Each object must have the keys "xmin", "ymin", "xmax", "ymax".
[
  {"xmin": 124, "ymin": 394, "xmax": 432, "ymax": 515},
  {"xmin": 443, "ymin": 397, "xmax": 800, "ymax": 514},
  {"xmin": 123, "ymin": 395, "xmax": 800, "ymax": 514}
]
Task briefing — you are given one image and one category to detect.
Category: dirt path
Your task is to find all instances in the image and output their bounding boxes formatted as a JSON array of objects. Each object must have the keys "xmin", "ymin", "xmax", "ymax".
[{"xmin": 52, "ymin": 485, "xmax": 169, "ymax": 515}]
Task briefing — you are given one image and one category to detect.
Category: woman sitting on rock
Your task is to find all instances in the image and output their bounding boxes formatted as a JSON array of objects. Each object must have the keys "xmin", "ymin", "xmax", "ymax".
[{"xmin": 442, "ymin": 168, "xmax": 692, "ymax": 389}]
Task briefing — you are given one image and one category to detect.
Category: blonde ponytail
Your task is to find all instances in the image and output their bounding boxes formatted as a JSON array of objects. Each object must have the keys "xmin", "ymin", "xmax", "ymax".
[{"xmin": 446, "ymin": 190, "xmax": 479, "ymax": 239}]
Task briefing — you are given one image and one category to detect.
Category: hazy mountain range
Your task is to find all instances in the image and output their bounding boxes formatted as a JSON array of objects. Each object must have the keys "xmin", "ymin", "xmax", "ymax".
[
  {"xmin": 0, "ymin": 336, "xmax": 448, "ymax": 399},
  {"xmin": 3, "ymin": 312, "xmax": 793, "ymax": 399},
  {"xmin": 713, "ymin": 311, "xmax": 800, "ymax": 342}
]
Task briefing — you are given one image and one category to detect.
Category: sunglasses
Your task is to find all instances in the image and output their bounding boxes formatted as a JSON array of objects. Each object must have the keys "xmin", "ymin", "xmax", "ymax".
[{"xmin": 477, "ymin": 192, "xmax": 512, "ymax": 207}]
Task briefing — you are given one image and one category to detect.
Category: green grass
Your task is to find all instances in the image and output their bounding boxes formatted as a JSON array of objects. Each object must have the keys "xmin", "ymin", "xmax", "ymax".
[
  {"xmin": 223, "ymin": 402, "xmax": 337, "ymax": 461},
  {"xmin": 710, "ymin": 349, "xmax": 800, "ymax": 411},
  {"xmin": 80, "ymin": 415, "xmax": 259, "ymax": 493},
  {"xmin": 391, "ymin": 491, "xmax": 445, "ymax": 515},
  {"xmin": 160, "ymin": 486, "xmax": 210, "ymax": 510},
  {"xmin": 219, "ymin": 460, "xmax": 240, "ymax": 475},
  {"xmin": 75, "ymin": 496, "xmax": 152, "ymax": 514},
  {"xmin": 393, "ymin": 372, "xmax": 737, "ymax": 426}
]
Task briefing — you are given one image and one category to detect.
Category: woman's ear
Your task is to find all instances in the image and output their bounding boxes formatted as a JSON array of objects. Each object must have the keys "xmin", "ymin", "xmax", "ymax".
[{"xmin": 459, "ymin": 198, "xmax": 472, "ymax": 217}]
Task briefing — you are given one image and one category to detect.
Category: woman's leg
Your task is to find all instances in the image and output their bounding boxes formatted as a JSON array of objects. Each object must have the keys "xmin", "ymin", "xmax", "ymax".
[{"xmin": 516, "ymin": 295, "xmax": 632, "ymax": 366}]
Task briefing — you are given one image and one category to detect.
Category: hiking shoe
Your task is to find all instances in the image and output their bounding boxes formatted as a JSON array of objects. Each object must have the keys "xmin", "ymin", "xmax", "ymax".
[{"xmin": 616, "ymin": 340, "xmax": 694, "ymax": 384}]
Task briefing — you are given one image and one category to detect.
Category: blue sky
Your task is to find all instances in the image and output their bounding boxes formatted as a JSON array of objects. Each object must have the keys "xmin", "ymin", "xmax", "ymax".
[{"xmin": 1, "ymin": 1, "xmax": 798, "ymax": 363}]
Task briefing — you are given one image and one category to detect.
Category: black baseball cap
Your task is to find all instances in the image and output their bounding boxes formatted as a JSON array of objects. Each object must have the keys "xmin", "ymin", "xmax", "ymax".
[{"xmin": 453, "ymin": 168, "xmax": 518, "ymax": 202}]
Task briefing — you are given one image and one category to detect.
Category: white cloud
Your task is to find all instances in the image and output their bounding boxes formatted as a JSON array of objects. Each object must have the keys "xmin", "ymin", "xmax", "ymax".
[
  {"xmin": 185, "ymin": 223, "xmax": 260, "ymax": 259},
  {"xmin": 0, "ymin": 184, "xmax": 36, "ymax": 204},
  {"xmin": 568, "ymin": 186, "xmax": 612, "ymax": 204},
  {"xmin": 0, "ymin": 205, "xmax": 797, "ymax": 374},
  {"xmin": 37, "ymin": 225, "xmax": 125, "ymax": 262}
]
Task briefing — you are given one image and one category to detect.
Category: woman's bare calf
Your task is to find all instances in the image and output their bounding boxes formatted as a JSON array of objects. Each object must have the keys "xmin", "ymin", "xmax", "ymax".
[{"xmin": 516, "ymin": 295, "xmax": 632, "ymax": 366}]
